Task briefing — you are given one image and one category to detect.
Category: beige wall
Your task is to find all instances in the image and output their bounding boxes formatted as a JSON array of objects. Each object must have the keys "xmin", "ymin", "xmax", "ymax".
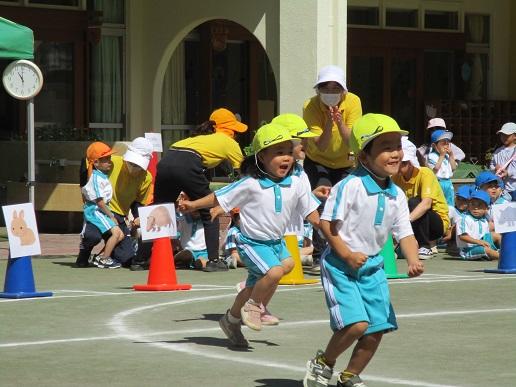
[{"xmin": 125, "ymin": 0, "xmax": 349, "ymax": 137}]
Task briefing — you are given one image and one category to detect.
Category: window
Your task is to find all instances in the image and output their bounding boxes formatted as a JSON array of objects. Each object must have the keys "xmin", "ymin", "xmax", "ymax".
[
  {"xmin": 424, "ymin": 10, "xmax": 459, "ymax": 30},
  {"xmin": 87, "ymin": 0, "xmax": 125, "ymax": 141},
  {"xmin": 386, "ymin": 8, "xmax": 418, "ymax": 28},
  {"xmin": 348, "ymin": 6, "xmax": 379, "ymax": 26},
  {"xmin": 464, "ymin": 14, "xmax": 490, "ymax": 100},
  {"xmin": 424, "ymin": 51, "xmax": 454, "ymax": 99},
  {"xmin": 29, "ymin": 0, "xmax": 79, "ymax": 6}
]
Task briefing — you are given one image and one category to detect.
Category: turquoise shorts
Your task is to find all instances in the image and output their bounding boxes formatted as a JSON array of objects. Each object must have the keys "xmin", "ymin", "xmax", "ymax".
[
  {"xmin": 320, "ymin": 249, "xmax": 397, "ymax": 335},
  {"xmin": 236, "ymin": 233, "xmax": 291, "ymax": 287},
  {"xmin": 83, "ymin": 203, "xmax": 116, "ymax": 235},
  {"xmin": 460, "ymin": 233, "xmax": 497, "ymax": 260},
  {"xmin": 438, "ymin": 178, "xmax": 455, "ymax": 206}
]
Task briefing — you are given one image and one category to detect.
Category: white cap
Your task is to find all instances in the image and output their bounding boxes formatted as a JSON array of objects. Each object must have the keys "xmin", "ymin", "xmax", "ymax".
[
  {"xmin": 401, "ymin": 136, "xmax": 420, "ymax": 167},
  {"xmin": 497, "ymin": 122, "xmax": 516, "ymax": 135},
  {"xmin": 123, "ymin": 137, "xmax": 153, "ymax": 170},
  {"xmin": 427, "ymin": 117, "xmax": 446, "ymax": 130},
  {"xmin": 314, "ymin": 65, "xmax": 347, "ymax": 91}
]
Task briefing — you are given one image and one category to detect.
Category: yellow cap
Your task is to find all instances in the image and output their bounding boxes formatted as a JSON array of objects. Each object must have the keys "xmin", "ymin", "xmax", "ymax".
[
  {"xmin": 350, "ymin": 113, "xmax": 408, "ymax": 154},
  {"xmin": 251, "ymin": 123, "xmax": 293, "ymax": 154},
  {"xmin": 271, "ymin": 113, "xmax": 318, "ymax": 138}
]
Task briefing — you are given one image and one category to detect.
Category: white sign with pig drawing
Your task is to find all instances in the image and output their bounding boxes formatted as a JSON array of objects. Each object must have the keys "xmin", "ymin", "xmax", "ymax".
[
  {"xmin": 138, "ymin": 203, "xmax": 177, "ymax": 241},
  {"xmin": 492, "ymin": 202, "xmax": 516, "ymax": 234},
  {"xmin": 2, "ymin": 203, "xmax": 41, "ymax": 258}
]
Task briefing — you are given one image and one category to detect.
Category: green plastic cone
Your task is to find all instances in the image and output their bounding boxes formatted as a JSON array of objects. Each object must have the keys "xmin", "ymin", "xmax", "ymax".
[{"xmin": 381, "ymin": 235, "xmax": 408, "ymax": 279}]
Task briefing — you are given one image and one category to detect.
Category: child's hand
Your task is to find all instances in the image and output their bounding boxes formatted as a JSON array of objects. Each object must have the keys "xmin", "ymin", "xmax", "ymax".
[
  {"xmin": 313, "ymin": 185, "xmax": 331, "ymax": 200},
  {"xmin": 345, "ymin": 251, "xmax": 368, "ymax": 270},
  {"xmin": 407, "ymin": 261, "xmax": 424, "ymax": 277},
  {"xmin": 209, "ymin": 205, "xmax": 225, "ymax": 221},
  {"xmin": 479, "ymin": 240, "xmax": 491, "ymax": 248}
]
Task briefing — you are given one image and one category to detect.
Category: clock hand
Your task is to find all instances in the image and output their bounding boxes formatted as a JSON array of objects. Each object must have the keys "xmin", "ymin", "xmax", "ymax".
[{"xmin": 18, "ymin": 71, "xmax": 24, "ymax": 83}]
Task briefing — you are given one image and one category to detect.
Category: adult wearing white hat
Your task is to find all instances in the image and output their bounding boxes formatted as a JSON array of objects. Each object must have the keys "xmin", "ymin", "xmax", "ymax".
[
  {"xmin": 489, "ymin": 122, "xmax": 516, "ymax": 200},
  {"xmin": 76, "ymin": 137, "xmax": 154, "ymax": 269},
  {"xmin": 302, "ymin": 65, "xmax": 362, "ymax": 262},
  {"xmin": 393, "ymin": 137, "xmax": 450, "ymax": 259}
]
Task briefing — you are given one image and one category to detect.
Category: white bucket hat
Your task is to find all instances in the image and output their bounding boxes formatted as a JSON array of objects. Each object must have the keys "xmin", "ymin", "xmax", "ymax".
[
  {"xmin": 314, "ymin": 65, "xmax": 347, "ymax": 91},
  {"xmin": 401, "ymin": 136, "xmax": 420, "ymax": 167},
  {"xmin": 123, "ymin": 137, "xmax": 153, "ymax": 170}
]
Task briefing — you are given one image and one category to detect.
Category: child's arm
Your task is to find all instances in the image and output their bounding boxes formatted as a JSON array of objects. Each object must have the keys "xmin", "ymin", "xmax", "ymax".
[
  {"xmin": 209, "ymin": 205, "xmax": 226, "ymax": 221},
  {"xmin": 458, "ymin": 233, "xmax": 491, "ymax": 248},
  {"xmin": 431, "ymin": 152, "xmax": 446, "ymax": 174},
  {"xmin": 305, "ymin": 209, "xmax": 321, "ymax": 230},
  {"xmin": 312, "ymin": 185, "xmax": 331, "ymax": 200},
  {"xmin": 320, "ymin": 219, "xmax": 367, "ymax": 270},
  {"xmin": 96, "ymin": 198, "xmax": 117, "ymax": 223},
  {"xmin": 179, "ymin": 193, "xmax": 219, "ymax": 213},
  {"xmin": 398, "ymin": 235, "xmax": 424, "ymax": 277},
  {"xmin": 448, "ymin": 148, "xmax": 457, "ymax": 171}
]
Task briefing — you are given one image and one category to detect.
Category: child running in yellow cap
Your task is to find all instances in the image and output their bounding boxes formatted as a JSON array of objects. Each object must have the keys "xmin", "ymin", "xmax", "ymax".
[
  {"xmin": 303, "ymin": 113, "xmax": 424, "ymax": 387},
  {"xmin": 179, "ymin": 122, "xmax": 321, "ymax": 347}
]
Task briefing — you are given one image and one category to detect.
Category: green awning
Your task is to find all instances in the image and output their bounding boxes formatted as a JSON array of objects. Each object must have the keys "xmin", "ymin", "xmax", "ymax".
[{"xmin": 0, "ymin": 17, "xmax": 34, "ymax": 60}]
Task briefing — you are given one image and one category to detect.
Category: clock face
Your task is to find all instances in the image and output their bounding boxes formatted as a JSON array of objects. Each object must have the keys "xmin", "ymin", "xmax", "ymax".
[{"xmin": 2, "ymin": 60, "xmax": 44, "ymax": 100}]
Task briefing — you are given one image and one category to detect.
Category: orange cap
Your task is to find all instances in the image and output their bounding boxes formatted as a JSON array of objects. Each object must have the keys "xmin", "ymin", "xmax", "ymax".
[
  {"xmin": 230, "ymin": 207, "xmax": 240, "ymax": 215},
  {"xmin": 86, "ymin": 142, "xmax": 115, "ymax": 163},
  {"xmin": 210, "ymin": 108, "xmax": 248, "ymax": 135}
]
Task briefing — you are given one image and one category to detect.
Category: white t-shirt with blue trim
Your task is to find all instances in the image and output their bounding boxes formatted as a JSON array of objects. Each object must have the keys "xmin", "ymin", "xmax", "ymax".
[
  {"xmin": 215, "ymin": 174, "xmax": 319, "ymax": 241},
  {"xmin": 321, "ymin": 167, "xmax": 413, "ymax": 256},
  {"xmin": 427, "ymin": 151, "xmax": 453, "ymax": 179},
  {"xmin": 177, "ymin": 214, "xmax": 206, "ymax": 251},
  {"xmin": 81, "ymin": 169, "xmax": 113, "ymax": 204},
  {"xmin": 456, "ymin": 212, "xmax": 490, "ymax": 249}
]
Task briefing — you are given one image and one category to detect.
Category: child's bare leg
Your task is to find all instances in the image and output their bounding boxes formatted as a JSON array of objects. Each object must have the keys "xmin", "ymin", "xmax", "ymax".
[
  {"xmin": 262, "ymin": 258, "xmax": 294, "ymax": 307},
  {"xmin": 249, "ymin": 266, "xmax": 284, "ymax": 305},
  {"xmin": 323, "ymin": 321, "xmax": 369, "ymax": 366},
  {"xmin": 492, "ymin": 232, "xmax": 501, "ymax": 247},
  {"xmin": 344, "ymin": 332, "xmax": 383, "ymax": 376},
  {"xmin": 103, "ymin": 226, "xmax": 123, "ymax": 258},
  {"xmin": 229, "ymin": 287, "xmax": 252, "ymax": 318},
  {"xmin": 486, "ymin": 247, "xmax": 499, "ymax": 260}
]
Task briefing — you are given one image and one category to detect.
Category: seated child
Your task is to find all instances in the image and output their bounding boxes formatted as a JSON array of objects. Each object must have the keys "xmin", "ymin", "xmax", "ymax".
[
  {"xmin": 224, "ymin": 208, "xmax": 245, "ymax": 269},
  {"xmin": 81, "ymin": 142, "xmax": 124, "ymax": 269},
  {"xmin": 442, "ymin": 184, "xmax": 474, "ymax": 254},
  {"xmin": 176, "ymin": 211, "xmax": 208, "ymax": 270},
  {"xmin": 426, "ymin": 129, "xmax": 457, "ymax": 206},
  {"xmin": 476, "ymin": 171, "xmax": 508, "ymax": 207},
  {"xmin": 456, "ymin": 190, "xmax": 499, "ymax": 261},
  {"xmin": 490, "ymin": 122, "xmax": 516, "ymax": 201}
]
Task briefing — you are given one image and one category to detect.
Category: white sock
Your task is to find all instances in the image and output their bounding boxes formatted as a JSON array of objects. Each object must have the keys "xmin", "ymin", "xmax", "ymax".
[{"xmin": 227, "ymin": 312, "xmax": 240, "ymax": 324}]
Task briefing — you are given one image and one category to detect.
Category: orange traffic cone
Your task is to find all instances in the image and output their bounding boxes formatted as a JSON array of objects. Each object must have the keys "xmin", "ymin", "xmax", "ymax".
[
  {"xmin": 133, "ymin": 237, "xmax": 191, "ymax": 291},
  {"xmin": 279, "ymin": 234, "xmax": 319, "ymax": 285}
]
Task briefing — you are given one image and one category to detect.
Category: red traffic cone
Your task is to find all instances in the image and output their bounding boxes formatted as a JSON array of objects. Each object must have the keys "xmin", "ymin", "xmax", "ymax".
[{"xmin": 133, "ymin": 238, "xmax": 191, "ymax": 291}]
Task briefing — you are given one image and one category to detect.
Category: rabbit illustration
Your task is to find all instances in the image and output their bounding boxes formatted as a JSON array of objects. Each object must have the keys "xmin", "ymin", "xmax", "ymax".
[
  {"xmin": 11, "ymin": 209, "xmax": 36, "ymax": 246},
  {"xmin": 146, "ymin": 205, "xmax": 172, "ymax": 232}
]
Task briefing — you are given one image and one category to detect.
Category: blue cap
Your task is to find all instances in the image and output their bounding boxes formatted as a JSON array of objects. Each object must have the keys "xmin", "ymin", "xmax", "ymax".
[
  {"xmin": 455, "ymin": 185, "xmax": 474, "ymax": 200},
  {"xmin": 475, "ymin": 171, "xmax": 504, "ymax": 189},
  {"xmin": 470, "ymin": 190, "xmax": 491, "ymax": 206},
  {"xmin": 431, "ymin": 129, "xmax": 453, "ymax": 143}
]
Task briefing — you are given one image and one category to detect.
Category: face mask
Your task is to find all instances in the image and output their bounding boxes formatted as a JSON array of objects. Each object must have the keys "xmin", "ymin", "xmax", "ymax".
[{"xmin": 319, "ymin": 93, "xmax": 341, "ymax": 107}]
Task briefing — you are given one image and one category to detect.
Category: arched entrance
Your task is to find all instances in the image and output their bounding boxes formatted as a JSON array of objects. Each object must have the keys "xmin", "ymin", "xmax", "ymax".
[{"xmin": 160, "ymin": 19, "xmax": 277, "ymax": 155}]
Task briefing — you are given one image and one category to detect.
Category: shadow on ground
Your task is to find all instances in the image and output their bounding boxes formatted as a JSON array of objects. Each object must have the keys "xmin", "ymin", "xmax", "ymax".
[{"xmin": 255, "ymin": 378, "xmax": 303, "ymax": 387}]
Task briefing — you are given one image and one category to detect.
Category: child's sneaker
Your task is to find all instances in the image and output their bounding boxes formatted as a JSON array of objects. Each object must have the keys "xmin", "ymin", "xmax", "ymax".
[
  {"xmin": 418, "ymin": 247, "xmax": 433, "ymax": 259},
  {"xmin": 337, "ymin": 374, "xmax": 367, "ymax": 387},
  {"xmin": 301, "ymin": 254, "xmax": 313, "ymax": 266},
  {"xmin": 97, "ymin": 256, "xmax": 121, "ymax": 269},
  {"xmin": 303, "ymin": 350, "xmax": 333, "ymax": 387},
  {"xmin": 225, "ymin": 255, "xmax": 238, "ymax": 269},
  {"xmin": 218, "ymin": 310, "xmax": 248, "ymax": 348},
  {"xmin": 260, "ymin": 305, "xmax": 279, "ymax": 326},
  {"xmin": 240, "ymin": 300, "xmax": 262, "ymax": 331},
  {"xmin": 90, "ymin": 253, "xmax": 101, "ymax": 267},
  {"xmin": 235, "ymin": 281, "xmax": 246, "ymax": 293}
]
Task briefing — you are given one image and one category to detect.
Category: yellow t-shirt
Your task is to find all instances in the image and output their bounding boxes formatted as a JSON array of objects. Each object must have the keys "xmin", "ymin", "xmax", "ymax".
[
  {"xmin": 108, "ymin": 155, "xmax": 153, "ymax": 216},
  {"xmin": 392, "ymin": 166, "xmax": 450, "ymax": 231},
  {"xmin": 172, "ymin": 132, "xmax": 244, "ymax": 169},
  {"xmin": 303, "ymin": 92, "xmax": 362, "ymax": 169}
]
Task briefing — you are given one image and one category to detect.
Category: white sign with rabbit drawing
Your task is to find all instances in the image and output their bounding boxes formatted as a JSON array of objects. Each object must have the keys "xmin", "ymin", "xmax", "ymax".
[
  {"xmin": 2, "ymin": 203, "xmax": 41, "ymax": 258},
  {"xmin": 138, "ymin": 203, "xmax": 177, "ymax": 241}
]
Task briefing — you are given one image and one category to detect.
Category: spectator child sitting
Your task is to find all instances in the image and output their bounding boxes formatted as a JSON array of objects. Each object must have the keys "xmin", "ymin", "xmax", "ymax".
[
  {"xmin": 489, "ymin": 122, "xmax": 516, "ymax": 201},
  {"xmin": 442, "ymin": 185, "xmax": 474, "ymax": 254},
  {"xmin": 176, "ymin": 210, "xmax": 208, "ymax": 270},
  {"xmin": 224, "ymin": 208, "xmax": 245, "ymax": 269},
  {"xmin": 456, "ymin": 190, "xmax": 499, "ymax": 261},
  {"xmin": 476, "ymin": 171, "xmax": 507, "ymax": 206},
  {"xmin": 426, "ymin": 129, "xmax": 457, "ymax": 206},
  {"xmin": 417, "ymin": 117, "xmax": 465, "ymax": 167},
  {"xmin": 81, "ymin": 142, "xmax": 124, "ymax": 269}
]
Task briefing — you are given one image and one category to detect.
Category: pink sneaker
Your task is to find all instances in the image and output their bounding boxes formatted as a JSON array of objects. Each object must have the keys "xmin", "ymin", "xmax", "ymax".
[
  {"xmin": 260, "ymin": 306, "xmax": 279, "ymax": 326},
  {"xmin": 241, "ymin": 300, "xmax": 262, "ymax": 331}
]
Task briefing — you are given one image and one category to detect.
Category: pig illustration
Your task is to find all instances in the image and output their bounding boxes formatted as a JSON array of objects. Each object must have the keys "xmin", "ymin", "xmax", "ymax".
[{"xmin": 146, "ymin": 205, "xmax": 172, "ymax": 232}]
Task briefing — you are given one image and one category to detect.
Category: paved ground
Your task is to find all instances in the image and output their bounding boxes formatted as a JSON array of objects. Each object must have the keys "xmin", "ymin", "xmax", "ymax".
[{"xmin": 0, "ymin": 229, "xmax": 81, "ymax": 259}]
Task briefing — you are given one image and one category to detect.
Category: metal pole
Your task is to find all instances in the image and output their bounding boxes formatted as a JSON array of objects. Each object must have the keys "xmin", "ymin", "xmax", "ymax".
[{"xmin": 27, "ymin": 98, "xmax": 35, "ymax": 204}]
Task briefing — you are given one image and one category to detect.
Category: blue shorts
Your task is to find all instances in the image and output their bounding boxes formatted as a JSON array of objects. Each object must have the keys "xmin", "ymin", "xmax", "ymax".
[
  {"xmin": 438, "ymin": 178, "xmax": 455, "ymax": 206},
  {"xmin": 460, "ymin": 233, "xmax": 497, "ymax": 260},
  {"xmin": 320, "ymin": 249, "xmax": 397, "ymax": 335},
  {"xmin": 83, "ymin": 203, "xmax": 116, "ymax": 235},
  {"xmin": 236, "ymin": 233, "xmax": 291, "ymax": 287}
]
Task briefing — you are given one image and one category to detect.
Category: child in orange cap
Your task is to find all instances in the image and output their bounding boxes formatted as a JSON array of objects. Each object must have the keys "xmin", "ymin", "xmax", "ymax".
[{"xmin": 81, "ymin": 142, "xmax": 124, "ymax": 269}]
